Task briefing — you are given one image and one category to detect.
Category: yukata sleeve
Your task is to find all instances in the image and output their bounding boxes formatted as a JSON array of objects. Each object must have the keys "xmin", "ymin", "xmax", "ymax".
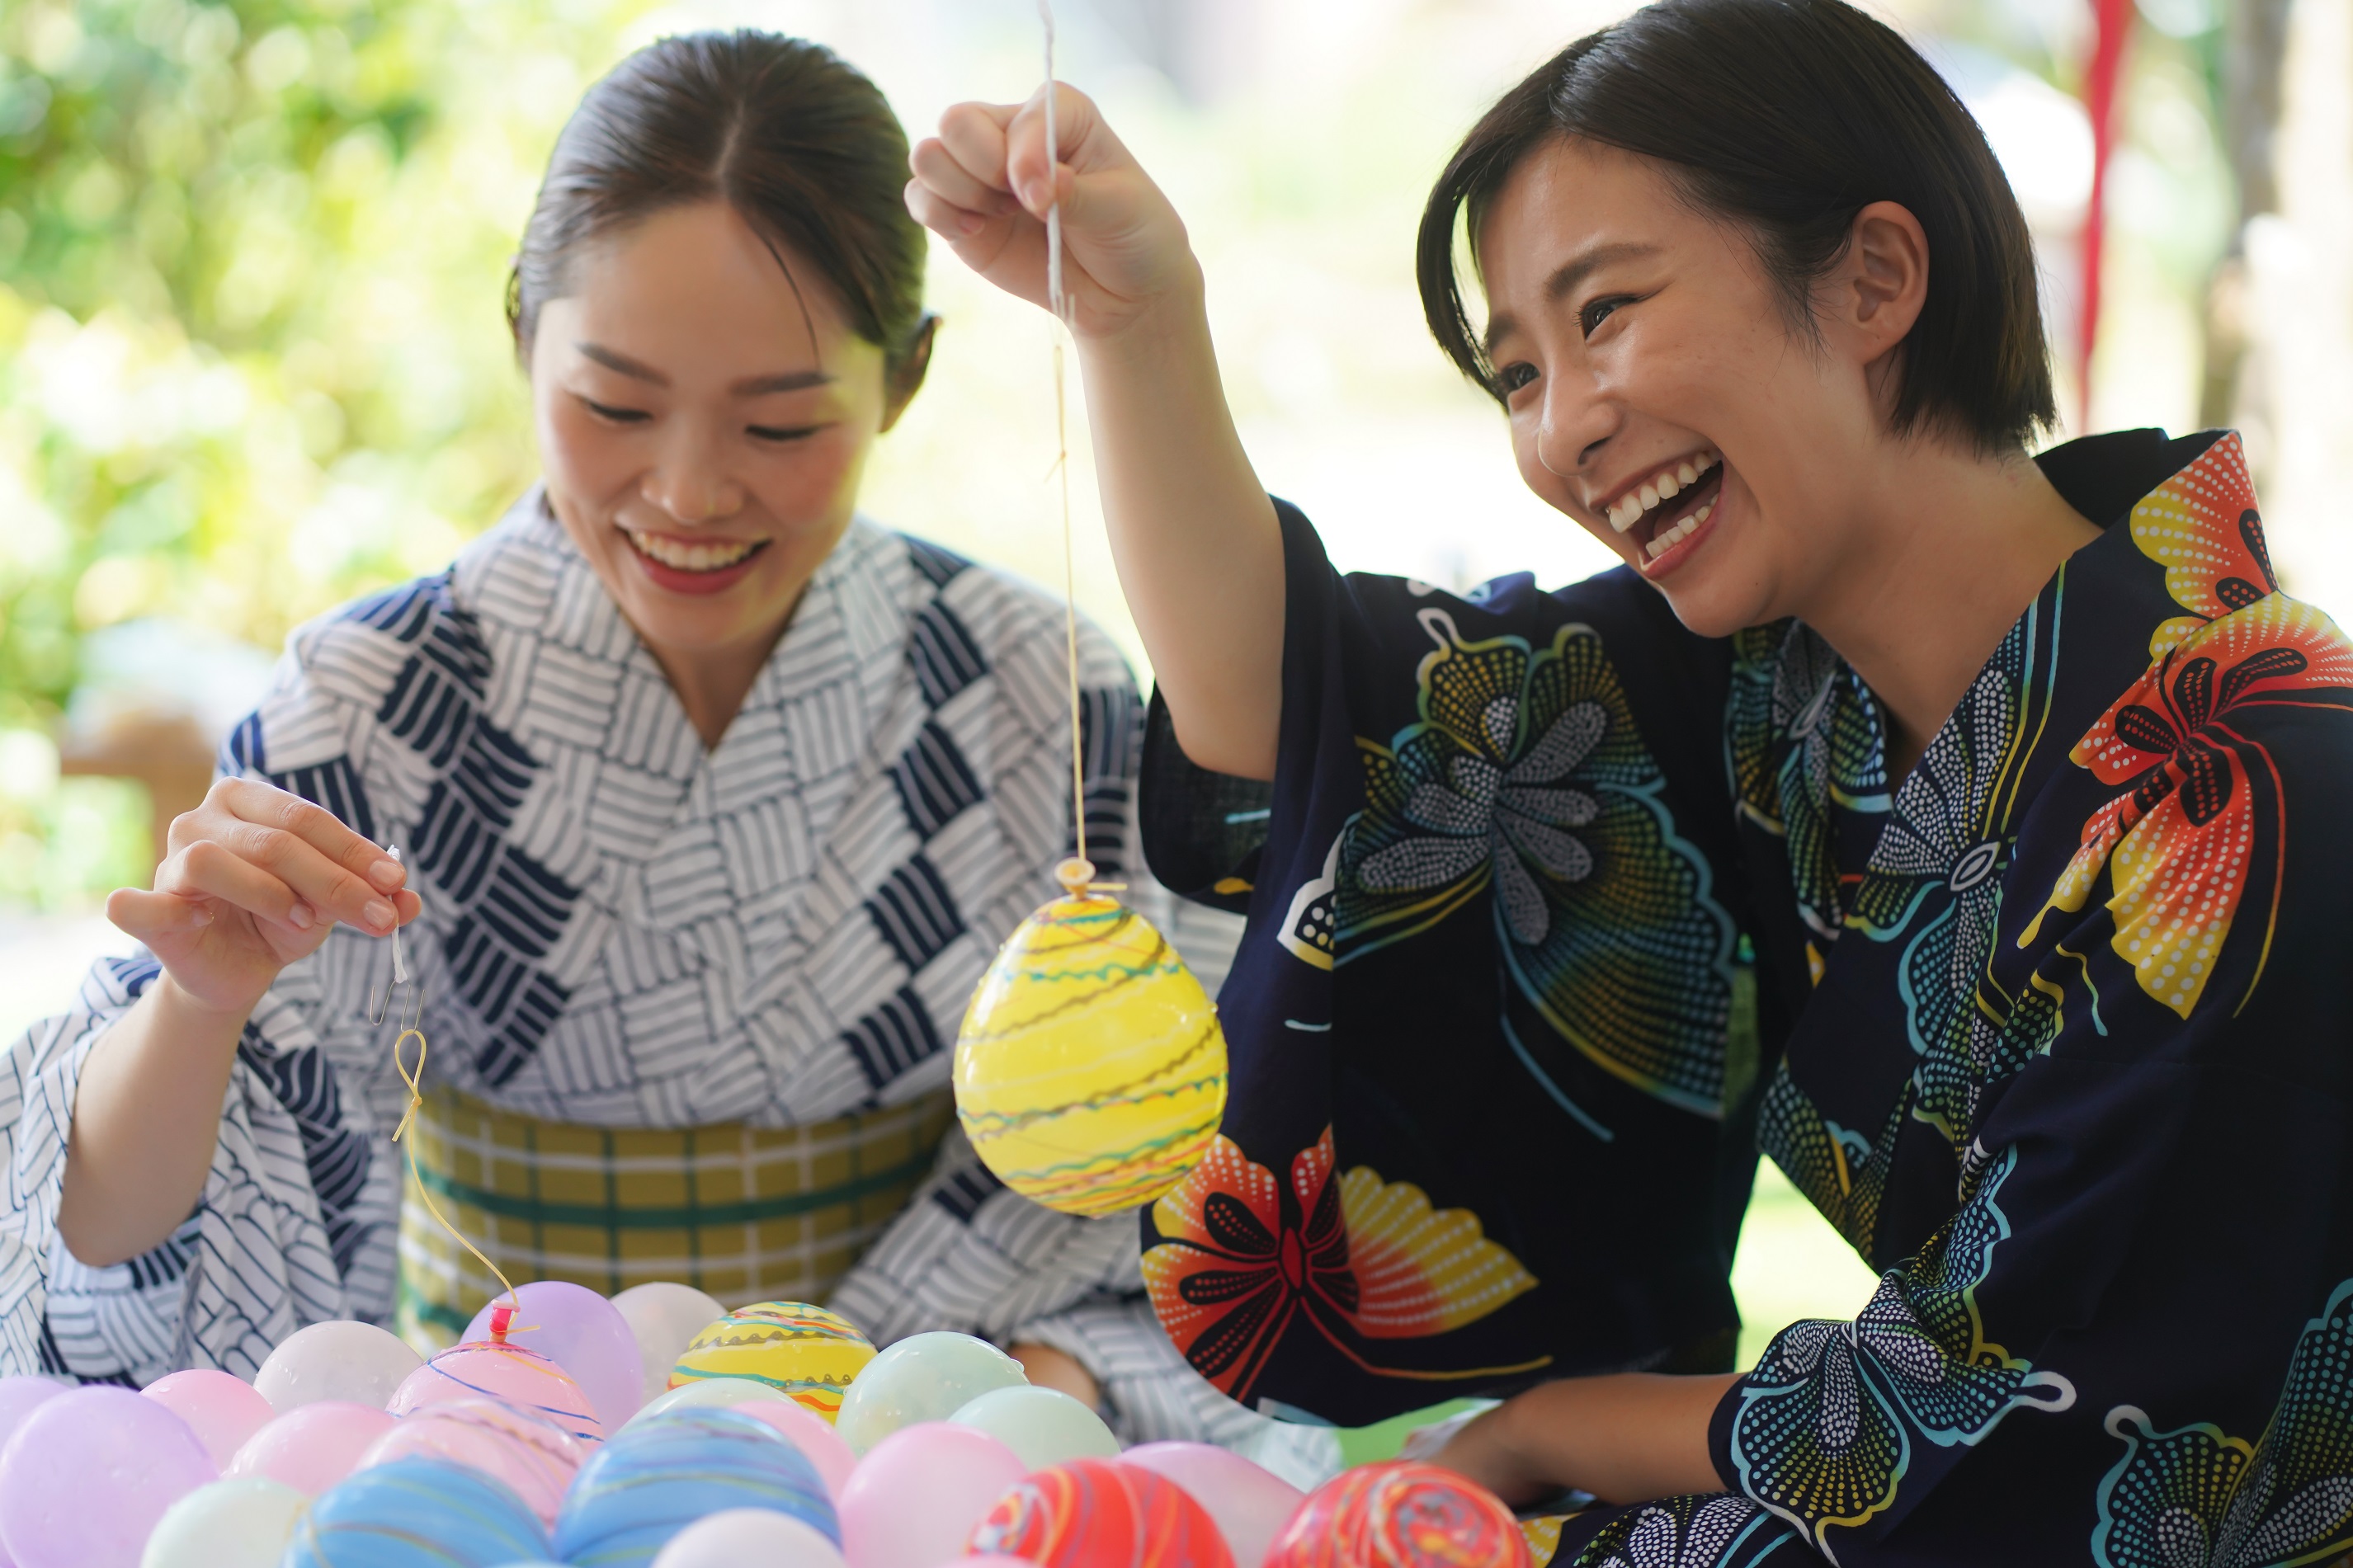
[
  {"xmin": 1135, "ymin": 501, "xmax": 1756, "ymax": 1429},
  {"xmin": 0, "ymin": 633, "xmax": 404, "ymax": 1384}
]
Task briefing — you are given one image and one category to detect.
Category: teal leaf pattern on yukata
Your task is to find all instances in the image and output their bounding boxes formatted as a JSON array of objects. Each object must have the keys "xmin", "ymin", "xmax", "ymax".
[
  {"xmin": 1730, "ymin": 1148, "xmax": 2077, "ymax": 1555},
  {"xmin": 1336, "ymin": 609, "xmax": 1736, "ymax": 1116},
  {"xmin": 1568, "ymin": 1493, "xmax": 1798, "ymax": 1567},
  {"xmin": 2093, "ymin": 1274, "xmax": 2353, "ymax": 1567}
]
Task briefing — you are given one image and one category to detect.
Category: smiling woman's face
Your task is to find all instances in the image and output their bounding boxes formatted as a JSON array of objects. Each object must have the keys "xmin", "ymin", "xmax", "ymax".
[
  {"xmin": 1479, "ymin": 137, "xmax": 1894, "ymax": 639},
  {"xmin": 530, "ymin": 200, "xmax": 909, "ymax": 674}
]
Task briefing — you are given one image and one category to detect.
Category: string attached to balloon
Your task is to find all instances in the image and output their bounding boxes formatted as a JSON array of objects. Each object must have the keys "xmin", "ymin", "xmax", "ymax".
[
  {"xmin": 369, "ymin": 844, "xmax": 525, "ymax": 1327},
  {"xmin": 1040, "ymin": 0, "xmax": 1102, "ymax": 907},
  {"xmin": 949, "ymin": 3, "xmax": 1230, "ymax": 1218}
]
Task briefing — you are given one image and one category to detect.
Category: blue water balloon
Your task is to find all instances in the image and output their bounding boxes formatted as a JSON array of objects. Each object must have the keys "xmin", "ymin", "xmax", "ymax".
[
  {"xmin": 282, "ymin": 1457, "xmax": 551, "ymax": 1567},
  {"xmin": 553, "ymin": 1407, "xmax": 837, "ymax": 1566}
]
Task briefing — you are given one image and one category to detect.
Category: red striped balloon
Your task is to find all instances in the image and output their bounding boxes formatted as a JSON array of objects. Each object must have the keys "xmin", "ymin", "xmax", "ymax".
[
  {"xmin": 968, "ymin": 1457, "xmax": 1234, "ymax": 1568},
  {"xmin": 1263, "ymin": 1462, "xmax": 1532, "ymax": 1568}
]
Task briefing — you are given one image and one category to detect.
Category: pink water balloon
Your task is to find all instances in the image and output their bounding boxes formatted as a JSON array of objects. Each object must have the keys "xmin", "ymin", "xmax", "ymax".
[
  {"xmin": 388, "ymin": 1337, "xmax": 604, "ymax": 1443},
  {"xmin": 143, "ymin": 1368, "xmax": 277, "ymax": 1470},
  {"xmin": 224, "ymin": 1399, "xmax": 394, "ymax": 1495},
  {"xmin": 358, "ymin": 1396, "xmax": 588, "ymax": 1523},
  {"xmin": 1120, "ymin": 1441, "xmax": 1305, "ymax": 1566},
  {"xmin": 838, "ymin": 1423, "xmax": 1026, "ymax": 1568},
  {"xmin": 0, "ymin": 1384, "xmax": 217, "ymax": 1568},
  {"xmin": 461, "ymin": 1281, "xmax": 643, "ymax": 1429},
  {"xmin": 737, "ymin": 1397, "xmax": 858, "ymax": 1498}
]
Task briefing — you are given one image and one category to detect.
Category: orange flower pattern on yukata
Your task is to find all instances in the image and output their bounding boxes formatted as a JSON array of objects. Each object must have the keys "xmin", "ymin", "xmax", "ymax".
[
  {"xmin": 2025, "ymin": 435, "xmax": 2353, "ymax": 1017},
  {"xmin": 1141, "ymin": 1129, "xmax": 1537, "ymax": 1402}
]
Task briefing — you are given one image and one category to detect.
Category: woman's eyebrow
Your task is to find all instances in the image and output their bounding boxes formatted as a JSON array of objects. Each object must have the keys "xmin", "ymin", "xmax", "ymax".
[
  {"xmin": 571, "ymin": 343, "xmax": 832, "ymax": 397},
  {"xmin": 1542, "ymin": 241, "xmax": 1662, "ymax": 306},
  {"xmin": 733, "ymin": 369, "xmax": 835, "ymax": 395},
  {"xmin": 575, "ymin": 341, "xmax": 667, "ymax": 384},
  {"xmin": 1482, "ymin": 241, "xmax": 1666, "ymax": 358}
]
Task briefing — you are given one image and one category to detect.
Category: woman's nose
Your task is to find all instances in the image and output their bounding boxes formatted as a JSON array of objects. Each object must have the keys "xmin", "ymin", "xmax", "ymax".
[
  {"xmin": 1535, "ymin": 370, "xmax": 1617, "ymax": 478},
  {"xmin": 643, "ymin": 431, "xmax": 746, "ymax": 524}
]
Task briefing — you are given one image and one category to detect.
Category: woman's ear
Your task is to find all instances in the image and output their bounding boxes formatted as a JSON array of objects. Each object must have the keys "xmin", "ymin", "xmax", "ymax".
[
  {"xmin": 1833, "ymin": 200, "xmax": 1929, "ymax": 365},
  {"xmin": 879, "ymin": 314, "xmax": 941, "ymax": 431}
]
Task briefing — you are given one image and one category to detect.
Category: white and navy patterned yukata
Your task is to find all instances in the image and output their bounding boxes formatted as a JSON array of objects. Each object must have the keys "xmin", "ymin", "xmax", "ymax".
[{"xmin": 0, "ymin": 490, "xmax": 1332, "ymax": 1471}]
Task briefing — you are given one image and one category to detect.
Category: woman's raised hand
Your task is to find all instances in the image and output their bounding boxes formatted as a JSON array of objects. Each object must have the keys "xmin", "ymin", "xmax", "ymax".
[
  {"xmin": 907, "ymin": 84, "xmax": 1198, "ymax": 337},
  {"xmin": 106, "ymin": 778, "xmax": 422, "ymax": 1020},
  {"xmin": 913, "ymin": 79, "xmax": 1283, "ymax": 781}
]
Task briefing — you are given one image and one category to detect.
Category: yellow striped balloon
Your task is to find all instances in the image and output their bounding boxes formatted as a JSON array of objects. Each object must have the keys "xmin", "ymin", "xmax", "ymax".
[
  {"xmin": 667, "ymin": 1301, "xmax": 875, "ymax": 1422},
  {"xmin": 955, "ymin": 892, "xmax": 1228, "ymax": 1217}
]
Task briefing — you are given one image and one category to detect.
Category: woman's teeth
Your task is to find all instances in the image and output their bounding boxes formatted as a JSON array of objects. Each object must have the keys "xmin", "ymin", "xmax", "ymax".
[
  {"xmin": 624, "ymin": 529, "xmax": 761, "ymax": 572},
  {"xmin": 1645, "ymin": 500, "xmax": 1714, "ymax": 559},
  {"xmin": 1608, "ymin": 450, "xmax": 1719, "ymax": 534}
]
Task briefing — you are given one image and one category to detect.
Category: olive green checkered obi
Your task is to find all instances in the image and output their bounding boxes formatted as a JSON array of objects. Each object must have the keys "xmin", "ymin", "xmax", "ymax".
[{"xmin": 395, "ymin": 1085, "xmax": 955, "ymax": 1351}]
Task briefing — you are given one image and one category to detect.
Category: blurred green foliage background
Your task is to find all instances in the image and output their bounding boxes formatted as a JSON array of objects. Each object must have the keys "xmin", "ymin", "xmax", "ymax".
[
  {"xmin": 0, "ymin": 0, "xmax": 628, "ymax": 899},
  {"xmin": 0, "ymin": 0, "xmax": 593, "ymax": 704}
]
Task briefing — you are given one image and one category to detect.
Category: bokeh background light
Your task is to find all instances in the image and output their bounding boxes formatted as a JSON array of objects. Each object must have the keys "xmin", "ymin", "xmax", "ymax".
[{"xmin": 2, "ymin": 0, "xmax": 2342, "ymax": 1372}]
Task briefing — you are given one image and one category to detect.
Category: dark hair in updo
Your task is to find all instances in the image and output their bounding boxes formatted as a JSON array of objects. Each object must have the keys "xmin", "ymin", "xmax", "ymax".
[
  {"xmin": 508, "ymin": 31, "xmax": 931, "ymax": 375},
  {"xmin": 1418, "ymin": 0, "xmax": 2054, "ymax": 454}
]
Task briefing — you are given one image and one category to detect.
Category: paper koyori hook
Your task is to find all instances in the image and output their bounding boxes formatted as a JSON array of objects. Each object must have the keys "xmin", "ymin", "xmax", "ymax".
[
  {"xmin": 947, "ymin": 3, "xmax": 1230, "ymax": 1219},
  {"xmin": 368, "ymin": 843, "xmax": 522, "ymax": 1323}
]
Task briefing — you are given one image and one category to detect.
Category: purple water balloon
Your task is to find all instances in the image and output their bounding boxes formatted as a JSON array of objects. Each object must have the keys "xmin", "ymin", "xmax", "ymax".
[
  {"xmin": 0, "ymin": 1377, "xmax": 68, "ymax": 1453},
  {"xmin": 462, "ymin": 1282, "xmax": 643, "ymax": 1429},
  {"xmin": 0, "ymin": 1385, "xmax": 217, "ymax": 1568}
]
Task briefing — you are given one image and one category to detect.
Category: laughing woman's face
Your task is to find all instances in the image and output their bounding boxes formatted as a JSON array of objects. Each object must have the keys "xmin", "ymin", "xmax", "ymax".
[
  {"xmin": 1478, "ymin": 137, "xmax": 1900, "ymax": 640},
  {"xmin": 529, "ymin": 200, "xmax": 915, "ymax": 680}
]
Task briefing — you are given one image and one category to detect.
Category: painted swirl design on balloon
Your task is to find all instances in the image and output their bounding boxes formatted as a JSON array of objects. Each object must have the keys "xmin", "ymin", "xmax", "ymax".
[
  {"xmin": 969, "ymin": 1457, "xmax": 1235, "ymax": 1568},
  {"xmin": 668, "ymin": 1300, "xmax": 876, "ymax": 1420},
  {"xmin": 387, "ymin": 1340, "xmax": 606, "ymax": 1444},
  {"xmin": 955, "ymin": 894, "xmax": 1229, "ymax": 1217},
  {"xmin": 1262, "ymin": 1461, "xmax": 1533, "ymax": 1568}
]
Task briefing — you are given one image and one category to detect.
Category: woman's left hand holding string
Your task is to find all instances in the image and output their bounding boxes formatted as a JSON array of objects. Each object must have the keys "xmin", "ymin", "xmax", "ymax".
[{"xmin": 60, "ymin": 779, "xmax": 422, "ymax": 1268}]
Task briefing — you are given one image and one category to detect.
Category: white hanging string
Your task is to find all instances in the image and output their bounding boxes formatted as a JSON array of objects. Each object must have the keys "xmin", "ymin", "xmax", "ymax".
[{"xmin": 1040, "ymin": 0, "xmax": 1094, "ymax": 900}]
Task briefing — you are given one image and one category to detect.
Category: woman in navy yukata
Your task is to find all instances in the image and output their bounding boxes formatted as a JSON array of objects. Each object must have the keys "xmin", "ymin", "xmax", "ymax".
[{"xmin": 908, "ymin": 0, "xmax": 2353, "ymax": 1560}]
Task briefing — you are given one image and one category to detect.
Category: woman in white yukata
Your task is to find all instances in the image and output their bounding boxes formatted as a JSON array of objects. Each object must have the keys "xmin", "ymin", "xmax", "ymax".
[{"xmin": 0, "ymin": 29, "xmax": 1311, "ymax": 1467}]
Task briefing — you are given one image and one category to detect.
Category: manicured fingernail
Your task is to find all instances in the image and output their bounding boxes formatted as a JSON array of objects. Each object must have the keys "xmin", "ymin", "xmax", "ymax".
[
  {"xmin": 1021, "ymin": 179, "xmax": 1049, "ymax": 210},
  {"xmin": 365, "ymin": 899, "xmax": 395, "ymax": 930},
  {"xmin": 288, "ymin": 903, "xmax": 314, "ymax": 930},
  {"xmin": 958, "ymin": 211, "xmax": 984, "ymax": 236},
  {"xmin": 367, "ymin": 859, "xmax": 403, "ymax": 891}
]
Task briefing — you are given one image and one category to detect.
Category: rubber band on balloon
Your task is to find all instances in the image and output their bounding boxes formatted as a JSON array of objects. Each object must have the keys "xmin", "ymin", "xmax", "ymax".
[{"xmin": 392, "ymin": 1024, "xmax": 525, "ymax": 1329}]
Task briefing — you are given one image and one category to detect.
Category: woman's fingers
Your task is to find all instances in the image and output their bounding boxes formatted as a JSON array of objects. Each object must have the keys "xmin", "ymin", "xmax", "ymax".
[
  {"xmin": 106, "ymin": 887, "xmax": 214, "ymax": 943},
  {"xmin": 905, "ymin": 177, "xmax": 981, "ymax": 241},
  {"xmin": 212, "ymin": 778, "xmax": 407, "ymax": 897},
  {"xmin": 910, "ymin": 131, "xmax": 1015, "ymax": 219},
  {"xmin": 191, "ymin": 779, "xmax": 403, "ymax": 934},
  {"xmin": 933, "ymin": 99, "xmax": 1019, "ymax": 196},
  {"xmin": 1004, "ymin": 83, "xmax": 1120, "ymax": 213},
  {"xmin": 158, "ymin": 838, "xmax": 317, "ymax": 928},
  {"xmin": 921, "ymin": 82, "xmax": 1190, "ymax": 337}
]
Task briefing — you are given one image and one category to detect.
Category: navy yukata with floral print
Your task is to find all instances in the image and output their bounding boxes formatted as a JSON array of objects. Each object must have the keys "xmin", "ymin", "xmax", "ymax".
[{"xmin": 1134, "ymin": 427, "xmax": 2353, "ymax": 1565}]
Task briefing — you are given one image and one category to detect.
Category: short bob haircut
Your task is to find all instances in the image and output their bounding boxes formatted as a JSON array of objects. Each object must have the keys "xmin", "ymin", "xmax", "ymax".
[{"xmin": 1417, "ymin": 0, "xmax": 2055, "ymax": 454}]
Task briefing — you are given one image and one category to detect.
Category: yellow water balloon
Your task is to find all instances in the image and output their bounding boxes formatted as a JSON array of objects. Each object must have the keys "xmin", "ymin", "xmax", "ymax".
[{"xmin": 954, "ymin": 862, "xmax": 1228, "ymax": 1217}]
